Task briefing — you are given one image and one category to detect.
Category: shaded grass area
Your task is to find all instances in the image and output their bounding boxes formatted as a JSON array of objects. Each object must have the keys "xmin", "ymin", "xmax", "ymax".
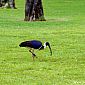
[{"xmin": 0, "ymin": 0, "xmax": 85, "ymax": 85}]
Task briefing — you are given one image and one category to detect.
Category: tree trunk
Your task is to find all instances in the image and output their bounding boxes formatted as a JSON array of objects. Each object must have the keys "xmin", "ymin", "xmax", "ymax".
[
  {"xmin": 24, "ymin": 0, "xmax": 46, "ymax": 21},
  {"xmin": 0, "ymin": 0, "xmax": 16, "ymax": 9},
  {"xmin": 0, "ymin": 0, "xmax": 2, "ymax": 7},
  {"xmin": 8, "ymin": 0, "xmax": 16, "ymax": 9},
  {"xmin": 0, "ymin": 0, "xmax": 7, "ymax": 7}
]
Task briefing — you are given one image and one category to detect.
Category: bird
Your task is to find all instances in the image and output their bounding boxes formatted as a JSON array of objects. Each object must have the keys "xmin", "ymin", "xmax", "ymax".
[{"xmin": 19, "ymin": 40, "xmax": 52, "ymax": 60}]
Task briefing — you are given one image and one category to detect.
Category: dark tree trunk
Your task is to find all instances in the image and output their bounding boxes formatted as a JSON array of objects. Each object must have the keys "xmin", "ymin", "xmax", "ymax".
[
  {"xmin": 8, "ymin": 0, "xmax": 16, "ymax": 9},
  {"xmin": 0, "ymin": 0, "xmax": 2, "ymax": 7},
  {"xmin": 0, "ymin": 0, "xmax": 7, "ymax": 6},
  {"xmin": 0, "ymin": 0, "xmax": 16, "ymax": 9},
  {"xmin": 24, "ymin": 0, "xmax": 46, "ymax": 21}
]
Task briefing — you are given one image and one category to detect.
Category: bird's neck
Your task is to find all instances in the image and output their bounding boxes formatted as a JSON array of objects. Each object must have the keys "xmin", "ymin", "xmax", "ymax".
[{"xmin": 43, "ymin": 42, "xmax": 46, "ymax": 48}]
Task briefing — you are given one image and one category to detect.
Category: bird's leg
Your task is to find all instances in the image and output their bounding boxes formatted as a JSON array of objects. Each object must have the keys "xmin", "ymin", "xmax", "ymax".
[
  {"xmin": 29, "ymin": 48, "xmax": 36, "ymax": 60},
  {"xmin": 32, "ymin": 53, "xmax": 35, "ymax": 61},
  {"xmin": 31, "ymin": 49, "xmax": 36, "ymax": 57},
  {"xmin": 29, "ymin": 48, "xmax": 36, "ymax": 56},
  {"xmin": 32, "ymin": 49, "xmax": 38, "ymax": 58}
]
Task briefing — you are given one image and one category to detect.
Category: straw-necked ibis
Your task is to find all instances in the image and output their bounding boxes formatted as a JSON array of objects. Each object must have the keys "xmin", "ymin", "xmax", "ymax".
[{"xmin": 19, "ymin": 40, "xmax": 52, "ymax": 60}]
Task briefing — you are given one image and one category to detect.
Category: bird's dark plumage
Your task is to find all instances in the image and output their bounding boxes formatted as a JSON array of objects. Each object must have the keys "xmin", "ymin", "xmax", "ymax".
[
  {"xmin": 19, "ymin": 40, "xmax": 43, "ymax": 49},
  {"xmin": 19, "ymin": 40, "xmax": 52, "ymax": 60}
]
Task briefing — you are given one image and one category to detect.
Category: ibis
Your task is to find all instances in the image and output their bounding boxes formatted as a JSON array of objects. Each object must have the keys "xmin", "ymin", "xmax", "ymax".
[{"xmin": 19, "ymin": 40, "xmax": 52, "ymax": 60}]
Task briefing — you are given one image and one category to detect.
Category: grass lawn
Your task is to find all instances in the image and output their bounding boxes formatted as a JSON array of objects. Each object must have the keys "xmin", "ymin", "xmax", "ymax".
[{"xmin": 0, "ymin": 0, "xmax": 85, "ymax": 85}]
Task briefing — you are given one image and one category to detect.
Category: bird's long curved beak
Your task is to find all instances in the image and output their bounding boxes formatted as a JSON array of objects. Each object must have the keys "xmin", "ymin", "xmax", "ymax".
[{"xmin": 48, "ymin": 43, "xmax": 52, "ymax": 56}]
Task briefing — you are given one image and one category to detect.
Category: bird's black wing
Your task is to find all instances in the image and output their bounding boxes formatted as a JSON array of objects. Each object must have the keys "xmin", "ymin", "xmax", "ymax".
[
  {"xmin": 30, "ymin": 40, "xmax": 43, "ymax": 49},
  {"xmin": 19, "ymin": 40, "xmax": 43, "ymax": 49}
]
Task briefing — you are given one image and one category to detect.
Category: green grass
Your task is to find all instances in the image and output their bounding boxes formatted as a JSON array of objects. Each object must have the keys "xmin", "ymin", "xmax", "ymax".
[{"xmin": 0, "ymin": 0, "xmax": 85, "ymax": 85}]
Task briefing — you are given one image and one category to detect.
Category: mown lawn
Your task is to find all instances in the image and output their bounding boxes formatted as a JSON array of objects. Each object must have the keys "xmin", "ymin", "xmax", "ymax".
[{"xmin": 0, "ymin": 0, "xmax": 85, "ymax": 85}]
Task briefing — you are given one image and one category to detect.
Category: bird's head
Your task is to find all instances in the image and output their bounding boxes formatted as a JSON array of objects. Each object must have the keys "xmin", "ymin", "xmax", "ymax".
[{"xmin": 44, "ymin": 42, "xmax": 52, "ymax": 56}]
